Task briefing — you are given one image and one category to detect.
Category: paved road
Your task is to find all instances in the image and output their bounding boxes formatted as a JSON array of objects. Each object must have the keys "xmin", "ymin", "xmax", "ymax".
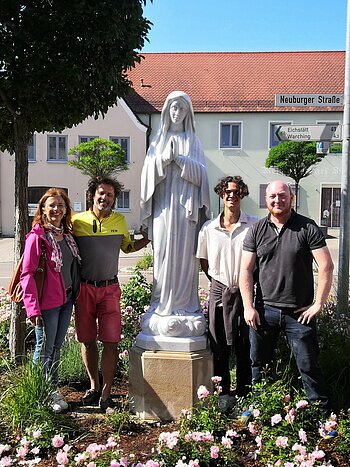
[{"xmin": 0, "ymin": 229, "xmax": 341, "ymax": 290}]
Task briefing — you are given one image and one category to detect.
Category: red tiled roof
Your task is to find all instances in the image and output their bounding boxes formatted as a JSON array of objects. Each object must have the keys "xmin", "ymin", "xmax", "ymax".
[{"xmin": 125, "ymin": 51, "xmax": 345, "ymax": 113}]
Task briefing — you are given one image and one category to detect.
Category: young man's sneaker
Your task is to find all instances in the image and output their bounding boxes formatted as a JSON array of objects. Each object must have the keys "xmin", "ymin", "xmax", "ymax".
[
  {"xmin": 81, "ymin": 389, "xmax": 101, "ymax": 405},
  {"xmin": 51, "ymin": 391, "xmax": 68, "ymax": 413},
  {"xmin": 99, "ymin": 396, "xmax": 115, "ymax": 412},
  {"xmin": 237, "ymin": 409, "xmax": 253, "ymax": 425},
  {"xmin": 322, "ymin": 430, "xmax": 338, "ymax": 440}
]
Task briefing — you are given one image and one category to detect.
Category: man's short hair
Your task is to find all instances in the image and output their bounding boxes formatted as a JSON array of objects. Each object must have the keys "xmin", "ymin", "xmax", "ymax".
[
  {"xmin": 265, "ymin": 182, "xmax": 294, "ymax": 196},
  {"xmin": 87, "ymin": 176, "xmax": 123, "ymax": 209},
  {"xmin": 214, "ymin": 175, "xmax": 249, "ymax": 199}
]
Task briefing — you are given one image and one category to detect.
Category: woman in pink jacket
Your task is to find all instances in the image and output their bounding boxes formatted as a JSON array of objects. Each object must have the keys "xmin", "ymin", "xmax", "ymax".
[{"xmin": 20, "ymin": 188, "xmax": 80, "ymax": 413}]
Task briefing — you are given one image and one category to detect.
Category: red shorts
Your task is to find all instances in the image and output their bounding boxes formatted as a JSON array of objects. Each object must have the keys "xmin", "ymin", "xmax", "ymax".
[{"xmin": 75, "ymin": 282, "xmax": 121, "ymax": 343}]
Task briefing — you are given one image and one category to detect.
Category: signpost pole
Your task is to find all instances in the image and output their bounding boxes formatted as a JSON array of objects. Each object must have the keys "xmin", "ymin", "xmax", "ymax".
[{"xmin": 337, "ymin": 0, "xmax": 350, "ymax": 317}]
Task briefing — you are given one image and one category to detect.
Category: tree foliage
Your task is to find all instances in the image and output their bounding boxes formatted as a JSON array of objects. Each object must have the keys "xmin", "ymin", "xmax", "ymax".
[
  {"xmin": 0, "ymin": 0, "xmax": 151, "ymax": 152},
  {"xmin": 266, "ymin": 141, "xmax": 323, "ymax": 183},
  {"xmin": 0, "ymin": 0, "xmax": 151, "ymax": 359},
  {"xmin": 265, "ymin": 141, "xmax": 325, "ymax": 210},
  {"xmin": 68, "ymin": 137, "xmax": 128, "ymax": 179}
]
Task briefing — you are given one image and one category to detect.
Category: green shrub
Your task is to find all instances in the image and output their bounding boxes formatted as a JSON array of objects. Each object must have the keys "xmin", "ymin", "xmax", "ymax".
[
  {"xmin": 0, "ymin": 288, "xmax": 11, "ymax": 356},
  {"xmin": 334, "ymin": 410, "xmax": 350, "ymax": 457},
  {"xmin": 121, "ymin": 270, "xmax": 152, "ymax": 316},
  {"xmin": 0, "ymin": 360, "xmax": 74, "ymax": 447},
  {"xmin": 134, "ymin": 252, "xmax": 153, "ymax": 271},
  {"xmin": 317, "ymin": 296, "xmax": 350, "ymax": 411},
  {"xmin": 117, "ymin": 271, "xmax": 152, "ymax": 375},
  {"xmin": 59, "ymin": 333, "xmax": 89, "ymax": 385},
  {"xmin": 244, "ymin": 377, "xmax": 333, "ymax": 466}
]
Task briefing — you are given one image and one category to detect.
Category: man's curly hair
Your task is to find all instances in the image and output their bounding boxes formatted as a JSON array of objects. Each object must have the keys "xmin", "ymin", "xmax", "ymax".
[
  {"xmin": 214, "ymin": 175, "xmax": 249, "ymax": 199},
  {"xmin": 87, "ymin": 176, "xmax": 123, "ymax": 209}
]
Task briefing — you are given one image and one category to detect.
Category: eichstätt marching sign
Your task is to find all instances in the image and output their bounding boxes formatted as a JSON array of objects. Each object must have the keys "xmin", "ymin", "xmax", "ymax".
[{"xmin": 274, "ymin": 124, "xmax": 342, "ymax": 142}]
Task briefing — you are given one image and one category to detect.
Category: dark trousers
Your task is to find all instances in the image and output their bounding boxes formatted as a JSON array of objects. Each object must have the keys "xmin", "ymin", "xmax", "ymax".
[
  {"xmin": 209, "ymin": 305, "xmax": 252, "ymax": 397},
  {"xmin": 250, "ymin": 304, "xmax": 330, "ymax": 414}
]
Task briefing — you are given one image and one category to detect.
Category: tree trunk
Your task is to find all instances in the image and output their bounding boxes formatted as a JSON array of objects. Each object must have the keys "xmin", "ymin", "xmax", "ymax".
[
  {"xmin": 294, "ymin": 181, "xmax": 299, "ymax": 213},
  {"xmin": 9, "ymin": 119, "xmax": 29, "ymax": 362}
]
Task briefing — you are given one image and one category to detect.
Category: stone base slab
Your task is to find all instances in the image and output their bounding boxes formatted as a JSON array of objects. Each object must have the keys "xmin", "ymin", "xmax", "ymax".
[
  {"xmin": 128, "ymin": 345, "xmax": 213, "ymax": 421},
  {"xmin": 135, "ymin": 332, "xmax": 208, "ymax": 351}
]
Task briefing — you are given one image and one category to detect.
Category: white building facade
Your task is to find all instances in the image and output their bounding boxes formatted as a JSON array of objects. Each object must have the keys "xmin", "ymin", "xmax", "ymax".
[{"xmin": 0, "ymin": 99, "xmax": 148, "ymax": 237}]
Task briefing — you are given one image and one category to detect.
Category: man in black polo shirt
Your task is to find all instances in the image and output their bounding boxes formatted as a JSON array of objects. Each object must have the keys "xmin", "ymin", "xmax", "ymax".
[{"xmin": 239, "ymin": 180, "xmax": 333, "ymax": 415}]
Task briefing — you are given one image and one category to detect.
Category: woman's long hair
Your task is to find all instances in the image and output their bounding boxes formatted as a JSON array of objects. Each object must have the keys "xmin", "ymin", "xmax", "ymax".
[{"xmin": 32, "ymin": 188, "xmax": 73, "ymax": 234}]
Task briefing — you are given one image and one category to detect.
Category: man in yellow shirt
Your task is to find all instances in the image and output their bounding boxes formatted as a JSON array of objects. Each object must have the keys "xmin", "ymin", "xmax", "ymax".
[{"xmin": 72, "ymin": 176, "xmax": 149, "ymax": 411}]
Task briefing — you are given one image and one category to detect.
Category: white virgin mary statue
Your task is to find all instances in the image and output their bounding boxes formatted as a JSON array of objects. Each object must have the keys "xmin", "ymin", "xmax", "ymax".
[{"xmin": 140, "ymin": 91, "xmax": 210, "ymax": 338}]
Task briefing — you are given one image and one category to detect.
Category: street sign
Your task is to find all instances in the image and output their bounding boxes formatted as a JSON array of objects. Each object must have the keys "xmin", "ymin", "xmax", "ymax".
[
  {"xmin": 274, "ymin": 124, "xmax": 342, "ymax": 142},
  {"xmin": 275, "ymin": 94, "xmax": 344, "ymax": 107}
]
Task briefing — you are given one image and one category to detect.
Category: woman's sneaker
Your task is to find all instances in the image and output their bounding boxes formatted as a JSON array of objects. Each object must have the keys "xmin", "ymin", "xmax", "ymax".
[{"xmin": 51, "ymin": 391, "xmax": 68, "ymax": 413}]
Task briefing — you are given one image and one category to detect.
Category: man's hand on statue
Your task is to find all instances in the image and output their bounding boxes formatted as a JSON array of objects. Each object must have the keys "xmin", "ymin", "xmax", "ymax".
[{"xmin": 140, "ymin": 226, "xmax": 149, "ymax": 240}]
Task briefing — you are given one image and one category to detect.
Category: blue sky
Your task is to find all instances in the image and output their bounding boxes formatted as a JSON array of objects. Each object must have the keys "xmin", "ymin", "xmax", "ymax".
[{"xmin": 142, "ymin": 0, "xmax": 348, "ymax": 53}]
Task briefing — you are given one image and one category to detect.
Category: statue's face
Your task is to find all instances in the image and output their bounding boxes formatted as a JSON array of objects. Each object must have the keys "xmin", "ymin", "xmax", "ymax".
[{"xmin": 169, "ymin": 99, "xmax": 188, "ymax": 126}]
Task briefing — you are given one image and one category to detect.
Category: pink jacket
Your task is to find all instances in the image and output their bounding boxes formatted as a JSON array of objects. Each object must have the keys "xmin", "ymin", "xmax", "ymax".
[{"xmin": 20, "ymin": 224, "xmax": 66, "ymax": 318}]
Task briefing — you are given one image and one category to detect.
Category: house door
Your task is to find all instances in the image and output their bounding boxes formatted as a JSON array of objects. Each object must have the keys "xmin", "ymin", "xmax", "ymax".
[{"xmin": 320, "ymin": 187, "xmax": 341, "ymax": 228}]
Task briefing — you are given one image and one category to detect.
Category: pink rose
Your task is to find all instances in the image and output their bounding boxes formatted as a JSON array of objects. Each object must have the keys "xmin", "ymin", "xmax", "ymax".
[
  {"xmin": 253, "ymin": 409, "xmax": 260, "ymax": 418},
  {"xmin": 145, "ymin": 461, "xmax": 160, "ymax": 467},
  {"xmin": 285, "ymin": 411, "xmax": 295, "ymax": 424},
  {"xmin": 312, "ymin": 449, "xmax": 325, "ymax": 460},
  {"xmin": 275, "ymin": 436, "xmax": 288, "ymax": 448},
  {"xmin": 197, "ymin": 385, "xmax": 210, "ymax": 399},
  {"xmin": 296, "ymin": 400, "xmax": 308, "ymax": 409},
  {"xmin": 210, "ymin": 445, "xmax": 219, "ymax": 459},
  {"xmin": 0, "ymin": 456, "xmax": 12, "ymax": 467},
  {"xmin": 106, "ymin": 436, "xmax": 117, "ymax": 448},
  {"xmin": 271, "ymin": 414, "xmax": 282, "ymax": 426},
  {"xmin": 16, "ymin": 446, "xmax": 28, "ymax": 459},
  {"xmin": 221, "ymin": 436, "xmax": 233, "ymax": 448},
  {"xmin": 52, "ymin": 435, "xmax": 65, "ymax": 448},
  {"xmin": 56, "ymin": 450, "xmax": 69, "ymax": 465},
  {"xmin": 255, "ymin": 436, "xmax": 262, "ymax": 449},
  {"xmin": 248, "ymin": 422, "xmax": 257, "ymax": 435},
  {"xmin": 298, "ymin": 428, "xmax": 307, "ymax": 443}
]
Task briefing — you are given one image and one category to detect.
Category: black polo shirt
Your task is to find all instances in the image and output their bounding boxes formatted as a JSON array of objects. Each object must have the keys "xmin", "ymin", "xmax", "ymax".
[{"xmin": 243, "ymin": 210, "xmax": 326, "ymax": 309}]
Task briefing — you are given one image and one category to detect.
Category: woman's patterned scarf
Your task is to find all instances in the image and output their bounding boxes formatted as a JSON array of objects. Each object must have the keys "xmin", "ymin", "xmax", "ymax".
[{"xmin": 45, "ymin": 223, "xmax": 81, "ymax": 272}]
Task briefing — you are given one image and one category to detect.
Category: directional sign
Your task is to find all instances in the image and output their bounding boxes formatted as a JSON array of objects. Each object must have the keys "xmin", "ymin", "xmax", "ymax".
[
  {"xmin": 275, "ymin": 94, "xmax": 344, "ymax": 107},
  {"xmin": 274, "ymin": 124, "xmax": 342, "ymax": 142}
]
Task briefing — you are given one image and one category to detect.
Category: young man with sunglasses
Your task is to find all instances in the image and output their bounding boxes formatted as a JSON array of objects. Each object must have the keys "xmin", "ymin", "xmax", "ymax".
[{"xmin": 196, "ymin": 175, "xmax": 258, "ymax": 411}]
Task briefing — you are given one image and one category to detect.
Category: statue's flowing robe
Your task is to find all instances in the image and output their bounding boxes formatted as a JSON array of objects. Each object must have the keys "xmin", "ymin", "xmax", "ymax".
[{"xmin": 141, "ymin": 131, "xmax": 210, "ymax": 316}]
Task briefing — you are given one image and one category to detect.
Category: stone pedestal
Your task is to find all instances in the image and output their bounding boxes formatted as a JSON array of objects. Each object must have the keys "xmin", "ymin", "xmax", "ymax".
[{"xmin": 129, "ymin": 345, "xmax": 213, "ymax": 421}]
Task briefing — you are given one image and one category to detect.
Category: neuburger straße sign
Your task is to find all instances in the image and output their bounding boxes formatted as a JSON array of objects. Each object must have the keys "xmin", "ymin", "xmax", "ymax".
[{"xmin": 275, "ymin": 94, "xmax": 344, "ymax": 107}]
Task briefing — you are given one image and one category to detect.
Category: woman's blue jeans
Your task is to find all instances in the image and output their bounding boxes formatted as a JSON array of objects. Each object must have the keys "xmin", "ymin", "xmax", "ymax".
[
  {"xmin": 41, "ymin": 292, "xmax": 73, "ymax": 387},
  {"xmin": 250, "ymin": 304, "xmax": 330, "ymax": 414},
  {"xmin": 32, "ymin": 323, "xmax": 44, "ymax": 364}
]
